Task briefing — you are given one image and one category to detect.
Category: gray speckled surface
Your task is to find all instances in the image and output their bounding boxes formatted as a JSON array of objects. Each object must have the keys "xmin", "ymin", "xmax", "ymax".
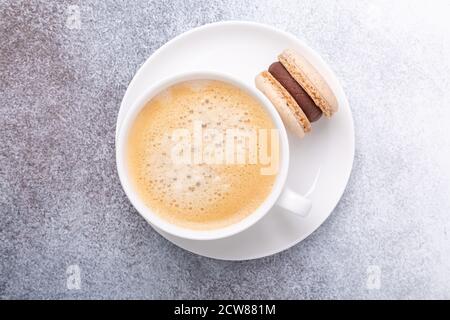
[{"xmin": 1, "ymin": 0, "xmax": 450, "ymax": 299}]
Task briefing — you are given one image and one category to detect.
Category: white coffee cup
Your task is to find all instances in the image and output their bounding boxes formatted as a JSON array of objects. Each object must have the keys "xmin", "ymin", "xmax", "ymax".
[{"xmin": 116, "ymin": 71, "xmax": 312, "ymax": 240}]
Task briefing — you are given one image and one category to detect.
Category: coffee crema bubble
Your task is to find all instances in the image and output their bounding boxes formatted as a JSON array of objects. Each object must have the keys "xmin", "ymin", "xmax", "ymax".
[{"xmin": 126, "ymin": 80, "xmax": 279, "ymax": 230}]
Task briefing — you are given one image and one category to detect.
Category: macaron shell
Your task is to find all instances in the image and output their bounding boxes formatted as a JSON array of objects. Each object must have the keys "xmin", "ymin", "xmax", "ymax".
[
  {"xmin": 255, "ymin": 71, "xmax": 311, "ymax": 138},
  {"xmin": 279, "ymin": 49, "xmax": 338, "ymax": 118}
]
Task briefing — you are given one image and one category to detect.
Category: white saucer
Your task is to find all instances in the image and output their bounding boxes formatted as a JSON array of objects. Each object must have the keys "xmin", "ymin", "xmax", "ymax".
[{"xmin": 116, "ymin": 21, "xmax": 354, "ymax": 260}]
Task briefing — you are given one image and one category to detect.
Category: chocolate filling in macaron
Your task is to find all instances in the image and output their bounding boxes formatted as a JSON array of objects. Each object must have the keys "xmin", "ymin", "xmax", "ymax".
[{"xmin": 268, "ymin": 62, "xmax": 322, "ymax": 122}]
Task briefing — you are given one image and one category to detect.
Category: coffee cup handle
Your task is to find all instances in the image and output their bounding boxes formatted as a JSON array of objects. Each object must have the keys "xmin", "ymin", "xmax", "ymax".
[{"xmin": 276, "ymin": 187, "xmax": 312, "ymax": 217}]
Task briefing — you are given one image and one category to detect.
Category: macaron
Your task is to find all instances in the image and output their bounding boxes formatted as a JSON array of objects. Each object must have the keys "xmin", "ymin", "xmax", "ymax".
[{"xmin": 255, "ymin": 48, "xmax": 338, "ymax": 138}]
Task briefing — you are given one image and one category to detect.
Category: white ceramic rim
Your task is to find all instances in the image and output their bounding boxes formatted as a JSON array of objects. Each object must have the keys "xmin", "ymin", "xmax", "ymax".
[{"xmin": 116, "ymin": 71, "xmax": 290, "ymax": 241}]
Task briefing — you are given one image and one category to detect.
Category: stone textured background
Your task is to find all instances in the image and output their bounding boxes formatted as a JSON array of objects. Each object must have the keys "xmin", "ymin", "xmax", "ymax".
[{"xmin": 1, "ymin": 0, "xmax": 450, "ymax": 299}]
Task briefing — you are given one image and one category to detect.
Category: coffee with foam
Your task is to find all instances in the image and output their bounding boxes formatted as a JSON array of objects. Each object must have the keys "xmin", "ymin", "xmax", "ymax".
[{"xmin": 126, "ymin": 80, "xmax": 278, "ymax": 230}]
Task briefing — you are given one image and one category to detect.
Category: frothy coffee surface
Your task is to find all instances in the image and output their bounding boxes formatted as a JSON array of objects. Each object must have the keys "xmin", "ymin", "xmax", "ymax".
[{"xmin": 126, "ymin": 80, "xmax": 277, "ymax": 230}]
